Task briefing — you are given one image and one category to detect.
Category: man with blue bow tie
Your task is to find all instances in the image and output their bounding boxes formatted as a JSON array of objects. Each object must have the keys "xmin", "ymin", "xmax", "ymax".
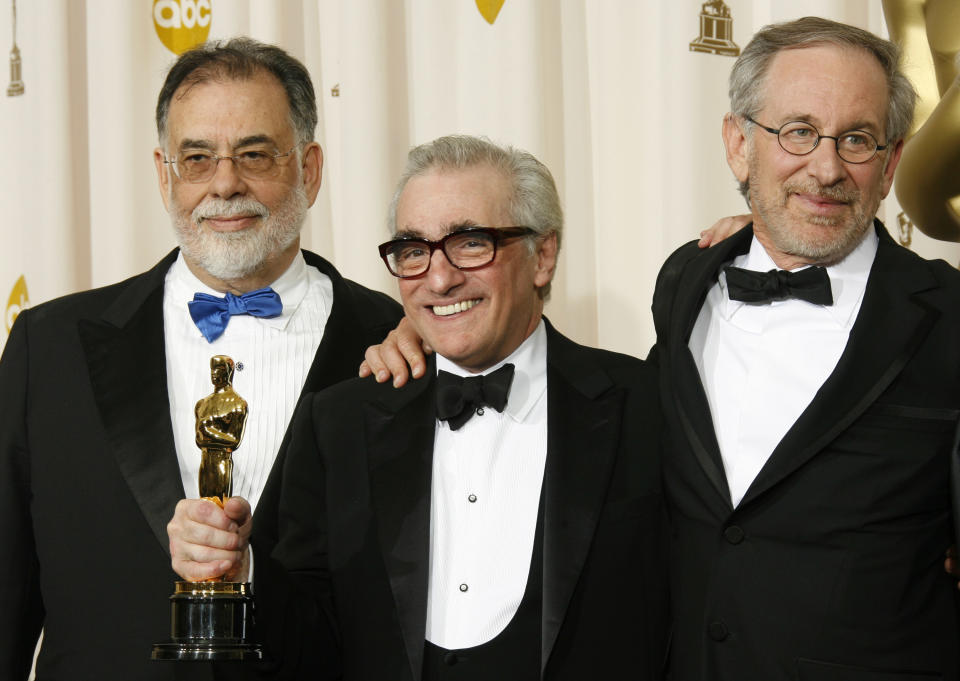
[{"xmin": 0, "ymin": 38, "xmax": 400, "ymax": 681}]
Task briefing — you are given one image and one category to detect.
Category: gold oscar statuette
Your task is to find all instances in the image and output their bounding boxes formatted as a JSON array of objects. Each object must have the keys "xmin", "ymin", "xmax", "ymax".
[
  {"xmin": 883, "ymin": 0, "xmax": 960, "ymax": 244},
  {"xmin": 152, "ymin": 356, "xmax": 262, "ymax": 662}
]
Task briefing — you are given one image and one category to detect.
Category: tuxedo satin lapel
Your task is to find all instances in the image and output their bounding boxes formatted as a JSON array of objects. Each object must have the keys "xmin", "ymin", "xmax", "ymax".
[
  {"xmin": 670, "ymin": 229, "xmax": 752, "ymax": 509},
  {"xmin": 299, "ymin": 253, "xmax": 377, "ymax": 395},
  {"xmin": 743, "ymin": 225, "xmax": 940, "ymax": 505},
  {"xmin": 78, "ymin": 251, "xmax": 183, "ymax": 554},
  {"xmin": 540, "ymin": 326, "xmax": 623, "ymax": 670},
  {"xmin": 367, "ymin": 368, "xmax": 436, "ymax": 681},
  {"xmin": 672, "ymin": 227, "xmax": 754, "ymax": 341},
  {"xmin": 676, "ymin": 348, "xmax": 732, "ymax": 508}
]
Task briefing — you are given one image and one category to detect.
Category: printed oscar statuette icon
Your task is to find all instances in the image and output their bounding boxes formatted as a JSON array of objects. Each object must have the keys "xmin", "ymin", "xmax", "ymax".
[{"xmin": 152, "ymin": 355, "xmax": 262, "ymax": 661}]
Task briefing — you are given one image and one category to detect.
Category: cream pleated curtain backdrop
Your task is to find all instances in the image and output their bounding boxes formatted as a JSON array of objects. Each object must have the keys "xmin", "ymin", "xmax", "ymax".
[{"xmin": 3, "ymin": 0, "xmax": 959, "ymax": 362}]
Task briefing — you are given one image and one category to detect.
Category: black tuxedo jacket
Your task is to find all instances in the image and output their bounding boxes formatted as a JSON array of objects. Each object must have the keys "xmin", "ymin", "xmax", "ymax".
[
  {"xmin": 650, "ymin": 222, "xmax": 960, "ymax": 681},
  {"xmin": 0, "ymin": 249, "xmax": 401, "ymax": 681},
  {"xmin": 256, "ymin": 321, "xmax": 669, "ymax": 680}
]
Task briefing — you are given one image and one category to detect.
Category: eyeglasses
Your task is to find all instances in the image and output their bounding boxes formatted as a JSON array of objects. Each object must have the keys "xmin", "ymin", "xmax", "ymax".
[
  {"xmin": 163, "ymin": 146, "xmax": 297, "ymax": 183},
  {"xmin": 744, "ymin": 116, "xmax": 887, "ymax": 164},
  {"xmin": 378, "ymin": 227, "xmax": 536, "ymax": 278}
]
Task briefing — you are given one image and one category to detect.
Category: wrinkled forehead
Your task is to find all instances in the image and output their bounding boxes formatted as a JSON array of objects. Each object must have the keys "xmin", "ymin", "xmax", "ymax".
[
  {"xmin": 396, "ymin": 165, "xmax": 514, "ymax": 239},
  {"xmin": 165, "ymin": 72, "xmax": 296, "ymax": 149},
  {"xmin": 757, "ymin": 44, "xmax": 889, "ymax": 131}
]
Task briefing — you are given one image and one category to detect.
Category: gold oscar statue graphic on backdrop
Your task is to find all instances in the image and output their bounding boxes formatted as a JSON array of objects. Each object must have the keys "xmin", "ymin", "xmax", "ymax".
[
  {"xmin": 689, "ymin": 0, "xmax": 739, "ymax": 57},
  {"xmin": 7, "ymin": 0, "xmax": 24, "ymax": 96},
  {"xmin": 476, "ymin": 0, "xmax": 506, "ymax": 25},
  {"xmin": 152, "ymin": 356, "xmax": 262, "ymax": 662},
  {"xmin": 883, "ymin": 0, "xmax": 960, "ymax": 244},
  {"xmin": 5, "ymin": 274, "xmax": 28, "ymax": 336}
]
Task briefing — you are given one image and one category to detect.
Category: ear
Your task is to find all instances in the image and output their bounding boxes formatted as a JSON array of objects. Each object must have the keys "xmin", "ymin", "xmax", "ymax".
[
  {"xmin": 154, "ymin": 147, "xmax": 171, "ymax": 211},
  {"xmin": 880, "ymin": 138, "xmax": 904, "ymax": 199},
  {"xmin": 301, "ymin": 142, "xmax": 324, "ymax": 206},
  {"xmin": 533, "ymin": 232, "xmax": 559, "ymax": 289},
  {"xmin": 722, "ymin": 113, "xmax": 750, "ymax": 187}
]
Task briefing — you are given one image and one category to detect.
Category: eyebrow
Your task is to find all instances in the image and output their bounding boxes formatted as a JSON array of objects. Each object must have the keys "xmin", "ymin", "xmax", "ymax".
[
  {"xmin": 177, "ymin": 135, "xmax": 279, "ymax": 152},
  {"xmin": 777, "ymin": 113, "xmax": 882, "ymax": 136},
  {"xmin": 394, "ymin": 221, "xmax": 482, "ymax": 240}
]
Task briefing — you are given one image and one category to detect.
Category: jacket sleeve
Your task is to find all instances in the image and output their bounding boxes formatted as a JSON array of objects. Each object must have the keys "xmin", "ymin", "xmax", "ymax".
[
  {"xmin": 0, "ymin": 311, "xmax": 45, "ymax": 679},
  {"xmin": 248, "ymin": 393, "xmax": 341, "ymax": 681}
]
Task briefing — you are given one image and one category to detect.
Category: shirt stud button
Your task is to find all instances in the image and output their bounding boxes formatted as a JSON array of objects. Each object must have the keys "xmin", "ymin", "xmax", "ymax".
[
  {"xmin": 459, "ymin": 583, "xmax": 468, "ymax": 592},
  {"xmin": 468, "ymin": 494, "xmax": 477, "ymax": 503}
]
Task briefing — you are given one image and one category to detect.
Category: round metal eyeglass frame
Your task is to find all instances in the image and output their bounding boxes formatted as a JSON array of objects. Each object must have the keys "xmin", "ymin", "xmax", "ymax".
[
  {"xmin": 163, "ymin": 146, "xmax": 296, "ymax": 183},
  {"xmin": 744, "ymin": 116, "xmax": 887, "ymax": 164},
  {"xmin": 378, "ymin": 226, "xmax": 536, "ymax": 279}
]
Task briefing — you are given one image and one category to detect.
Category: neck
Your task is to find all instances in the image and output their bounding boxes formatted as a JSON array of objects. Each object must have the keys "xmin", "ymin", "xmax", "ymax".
[{"xmin": 184, "ymin": 240, "xmax": 300, "ymax": 294}]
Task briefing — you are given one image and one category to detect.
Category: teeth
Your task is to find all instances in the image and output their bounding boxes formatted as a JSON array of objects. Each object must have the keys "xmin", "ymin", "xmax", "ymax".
[{"xmin": 433, "ymin": 299, "xmax": 479, "ymax": 316}]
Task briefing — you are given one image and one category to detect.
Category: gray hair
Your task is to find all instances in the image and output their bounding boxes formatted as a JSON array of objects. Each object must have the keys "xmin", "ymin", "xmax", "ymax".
[
  {"xmin": 156, "ymin": 37, "xmax": 317, "ymax": 148},
  {"xmin": 729, "ymin": 16, "xmax": 916, "ymax": 201},
  {"xmin": 387, "ymin": 135, "xmax": 563, "ymax": 298}
]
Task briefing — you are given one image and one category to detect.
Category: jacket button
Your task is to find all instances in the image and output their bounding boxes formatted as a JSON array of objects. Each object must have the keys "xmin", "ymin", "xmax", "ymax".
[
  {"xmin": 723, "ymin": 525, "xmax": 744, "ymax": 544},
  {"xmin": 708, "ymin": 621, "xmax": 729, "ymax": 641}
]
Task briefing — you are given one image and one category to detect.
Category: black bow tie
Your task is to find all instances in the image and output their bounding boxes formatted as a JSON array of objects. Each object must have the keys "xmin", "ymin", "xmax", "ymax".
[
  {"xmin": 724, "ymin": 265, "xmax": 833, "ymax": 306},
  {"xmin": 436, "ymin": 363, "xmax": 515, "ymax": 431}
]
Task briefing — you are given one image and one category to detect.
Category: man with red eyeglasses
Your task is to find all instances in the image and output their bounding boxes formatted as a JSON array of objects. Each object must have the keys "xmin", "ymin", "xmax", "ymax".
[{"xmin": 169, "ymin": 134, "xmax": 669, "ymax": 679}]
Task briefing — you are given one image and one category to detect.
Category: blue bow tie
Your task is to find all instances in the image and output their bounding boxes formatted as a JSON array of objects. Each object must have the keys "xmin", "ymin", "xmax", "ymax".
[{"xmin": 188, "ymin": 287, "xmax": 283, "ymax": 343}]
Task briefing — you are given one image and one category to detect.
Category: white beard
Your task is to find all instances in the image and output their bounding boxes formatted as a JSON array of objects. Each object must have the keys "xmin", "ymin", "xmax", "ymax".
[{"xmin": 170, "ymin": 184, "xmax": 308, "ymax": 281}]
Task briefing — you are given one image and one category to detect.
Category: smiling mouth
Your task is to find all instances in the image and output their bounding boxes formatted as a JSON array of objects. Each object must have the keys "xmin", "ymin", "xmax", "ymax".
[
  {"xmin": 799, "ymin": 193, "xmax": 846, "ymax": 206},
  {"xmin": 432, "ymin": 299, "xmax": 480, "ymax": 316}
]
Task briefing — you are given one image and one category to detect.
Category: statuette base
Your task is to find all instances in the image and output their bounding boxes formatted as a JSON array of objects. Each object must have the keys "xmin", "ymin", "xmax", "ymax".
[{"xmin": 151, "ymin": 581, "xmax": 261, "ymax": 662}]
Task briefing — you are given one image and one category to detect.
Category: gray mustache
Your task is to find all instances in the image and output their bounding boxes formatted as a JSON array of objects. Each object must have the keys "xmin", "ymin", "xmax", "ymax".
[
  {"xmin": 193, "ymin": 198, "xmax": 269, "ymax": 222},
  {"xmin": 786, "ymin": 182, "xmax": 859, "ymax": 203}
]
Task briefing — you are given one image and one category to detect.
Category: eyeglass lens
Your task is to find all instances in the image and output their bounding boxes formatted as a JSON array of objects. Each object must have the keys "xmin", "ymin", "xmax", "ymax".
[
  {"xmin": 384, "ymin": 231, "xmax": 497, "ymax": 277},
  {"xmin": 173, "ymin": 147, "xmax": 289, "ymax": 183},
  {"xmin": 777, "ymin": 122, "xmax": 878, "ymax": 163}
]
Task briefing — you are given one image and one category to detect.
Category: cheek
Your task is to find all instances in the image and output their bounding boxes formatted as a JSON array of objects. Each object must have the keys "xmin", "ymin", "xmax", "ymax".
[
  {"xmin": 859, "ymin": 168, "xmax": 887, "ymax": 197},
  {"xmin": 255, "ymin": 178, "xmax": 299, "ymax": 209},
  {"xmin": 171, "ymin": 185, "xmax": 205, "ymax": 214},
  {"xmin": 398, "ymin": 282, "xmax": 419, "ymax": 313}
]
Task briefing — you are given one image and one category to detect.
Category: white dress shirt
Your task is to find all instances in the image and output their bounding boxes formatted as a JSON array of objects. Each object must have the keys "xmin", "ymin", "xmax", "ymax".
[
  {"xmin": 163, "ymin": 252, "xmax": 333, "ymax": 513},
  {"xmin": 426, "ymin": 320, "xmax": 549, "ymax": 650},
  {"xmin": 689, "ymin": 230, "xmax": 877, "ymax": 507}
]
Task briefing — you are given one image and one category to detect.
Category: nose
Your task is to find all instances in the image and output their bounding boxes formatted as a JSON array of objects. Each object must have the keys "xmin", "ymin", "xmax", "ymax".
[
  {"xmin": 805, "ymin": 138, "xmax": 847, "ymax": 186},
  {"xmin": 424, "ymin": 247, "xmax": 465, "ymax": 295},
  {"xmin": 205, "ymin": 156, "xmax": 249, "ymax": 199}
]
